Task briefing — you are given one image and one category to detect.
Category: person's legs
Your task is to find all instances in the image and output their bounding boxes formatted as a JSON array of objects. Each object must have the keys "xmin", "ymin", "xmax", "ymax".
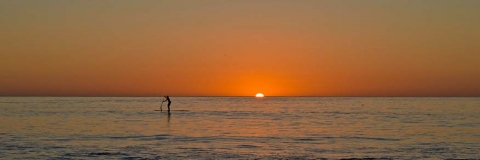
[{"xmin": 167, "ymin": 103, "xmax": 171, "ymax": 115}]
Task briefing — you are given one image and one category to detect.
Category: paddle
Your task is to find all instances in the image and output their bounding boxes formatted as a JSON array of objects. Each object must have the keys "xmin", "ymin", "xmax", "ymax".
[
  {"xmin": 155, "ymin": 98, "xmax": 165, "ymax": 111},
  {"xmin": 160, "ymin": 98, "xmax": 164, "ymax": 111}
]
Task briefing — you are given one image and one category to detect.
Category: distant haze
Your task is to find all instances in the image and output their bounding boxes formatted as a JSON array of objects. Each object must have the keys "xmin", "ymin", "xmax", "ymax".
[{"xmin": 1, "ymin": 0, "xmax": 479, "ymax": 96}]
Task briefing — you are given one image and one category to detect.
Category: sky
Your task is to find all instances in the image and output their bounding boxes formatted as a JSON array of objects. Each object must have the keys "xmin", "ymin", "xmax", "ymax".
[{"xmin": 1, "ymin": 0, "xmax": 480, "ymax": 97}]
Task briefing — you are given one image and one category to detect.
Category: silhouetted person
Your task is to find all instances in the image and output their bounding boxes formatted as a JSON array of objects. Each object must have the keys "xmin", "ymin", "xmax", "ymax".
[{"xmin": 163, "ymin": 96, "xmax": 171, "ymax": 115}]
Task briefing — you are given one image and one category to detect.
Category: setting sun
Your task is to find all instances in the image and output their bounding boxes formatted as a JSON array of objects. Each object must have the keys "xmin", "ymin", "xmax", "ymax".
[{"xmin": 255, "ymin": 93, "xmax": 264, "ymax": 98}]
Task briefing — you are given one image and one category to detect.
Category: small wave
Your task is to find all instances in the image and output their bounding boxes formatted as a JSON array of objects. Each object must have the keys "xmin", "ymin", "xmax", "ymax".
[
  {"xmin": 340, "ymin": 158, "xmax": 392, "ymax": 160},
  {"xmin": 324, "ymin": 111, "xmax": 359, "ymax": 115},
  {"xmin": 139, "ymin": 135, "xmax": 170, "ymax": 141},
  {"xmin": 43, "ymin": 146, "xmax": 67, "ymax": 150},
  {"xmin": 343, "ymin": 136, "xmax": 401, "ymax": 141},
  {"xmin": 88, "ymin": 152, "xmax": 129, "ymax": 157},
  {"xmin": 0, "ymin": 101, "xmax": 20, "ymax": 104},
  {"xmin": 50, "ymin": 134, "xmax": 172, "ymax": 142},
  {"xmin": 296, "ymin": 138, "xmax": 316, "ymax": 141},
  {"xmin": 176, "ymin": 147, "xmax": 210, "ymax": 152},
  {"xmin": 236, "ymin": 144, "xmax": 261, "ymax": 148},
  {"xmin": 3, "ymin": 145, "xmax": 34, "ymax": 150},
  {"xmin": 293, "ymin": 136, "xmax": 400, "ymax": 142},
  {"xmin": 122, "ymin": 145, "xmax": 150, "ymax": 151},
  {"xmin": 109, "ymin": 134, "xmax": 171, "ymax": 141}
]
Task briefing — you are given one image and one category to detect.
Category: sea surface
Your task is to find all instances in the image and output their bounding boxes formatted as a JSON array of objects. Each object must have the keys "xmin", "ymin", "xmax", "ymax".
[{"xmin": 0, "ymin": 97, "xmax": 479, "ymax": 159}]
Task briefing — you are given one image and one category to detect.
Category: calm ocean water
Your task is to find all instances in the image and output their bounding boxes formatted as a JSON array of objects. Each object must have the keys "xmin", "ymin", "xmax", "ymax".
[{"xmin": 0, "ymin": 97, "xmax": 479, "ymax": 159}]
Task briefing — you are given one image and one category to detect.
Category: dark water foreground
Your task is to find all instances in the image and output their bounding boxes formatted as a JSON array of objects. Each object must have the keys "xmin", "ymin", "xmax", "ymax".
[{"xmin": 1, "ymin": 97, "xmax": 479, "ymax": 159}]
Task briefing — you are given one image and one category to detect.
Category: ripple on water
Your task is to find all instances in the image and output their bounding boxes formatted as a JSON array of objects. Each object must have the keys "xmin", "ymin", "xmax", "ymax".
[{"xmin": 236, "ymin": 144, "xmax": 261, "ymax": 148}]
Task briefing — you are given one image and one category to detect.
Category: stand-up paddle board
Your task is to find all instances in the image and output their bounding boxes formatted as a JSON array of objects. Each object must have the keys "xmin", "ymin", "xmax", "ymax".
[{"xmin": 154, "ymin": 110, "xmax": 189, "ymax": 112}]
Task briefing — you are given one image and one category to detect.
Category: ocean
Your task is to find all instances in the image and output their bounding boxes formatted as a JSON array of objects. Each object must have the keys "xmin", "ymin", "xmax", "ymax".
[{"xmin": 0, "ymin": 97, "xmax": 479, "ymax": 159}]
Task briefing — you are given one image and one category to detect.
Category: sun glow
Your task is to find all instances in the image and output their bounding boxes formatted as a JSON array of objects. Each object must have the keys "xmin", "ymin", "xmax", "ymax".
[{"xmin": 255, "ymin": 93, "xmax": 264, "ymax": 98}]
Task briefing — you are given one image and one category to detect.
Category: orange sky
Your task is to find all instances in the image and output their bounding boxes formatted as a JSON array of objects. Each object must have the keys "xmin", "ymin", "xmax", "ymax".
[{"xmin": 1, "ymin": 1, "xmax": 480, "ymax": 96}]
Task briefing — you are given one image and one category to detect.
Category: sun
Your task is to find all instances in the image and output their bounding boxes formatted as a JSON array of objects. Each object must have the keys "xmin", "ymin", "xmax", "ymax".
[{"xmin": 255, "ymin": 93, "xmax": 264, "ymax": 98}]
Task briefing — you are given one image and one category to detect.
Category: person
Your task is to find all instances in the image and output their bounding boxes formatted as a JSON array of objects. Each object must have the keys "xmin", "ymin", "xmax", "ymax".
[{"xmin": 163, "ymin": 95, "xmax": 171, "ymax": 114}]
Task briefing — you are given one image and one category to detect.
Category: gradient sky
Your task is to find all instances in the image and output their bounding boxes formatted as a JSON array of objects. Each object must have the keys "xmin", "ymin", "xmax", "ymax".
[{"xmin": 1, "ymin": 0, "xmax": 480, "ymax": 97}]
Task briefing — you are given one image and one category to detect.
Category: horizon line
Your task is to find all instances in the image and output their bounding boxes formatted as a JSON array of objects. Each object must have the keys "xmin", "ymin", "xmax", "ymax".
[{"xmin": 1, "ymin": 95, "xmax": 479, "ymax": 98}]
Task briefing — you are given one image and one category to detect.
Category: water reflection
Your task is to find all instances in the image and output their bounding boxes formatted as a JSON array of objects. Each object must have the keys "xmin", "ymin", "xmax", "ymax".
[{"xmin": 167, "ymin": 114, "xmax": 170, "ymax": 125}]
